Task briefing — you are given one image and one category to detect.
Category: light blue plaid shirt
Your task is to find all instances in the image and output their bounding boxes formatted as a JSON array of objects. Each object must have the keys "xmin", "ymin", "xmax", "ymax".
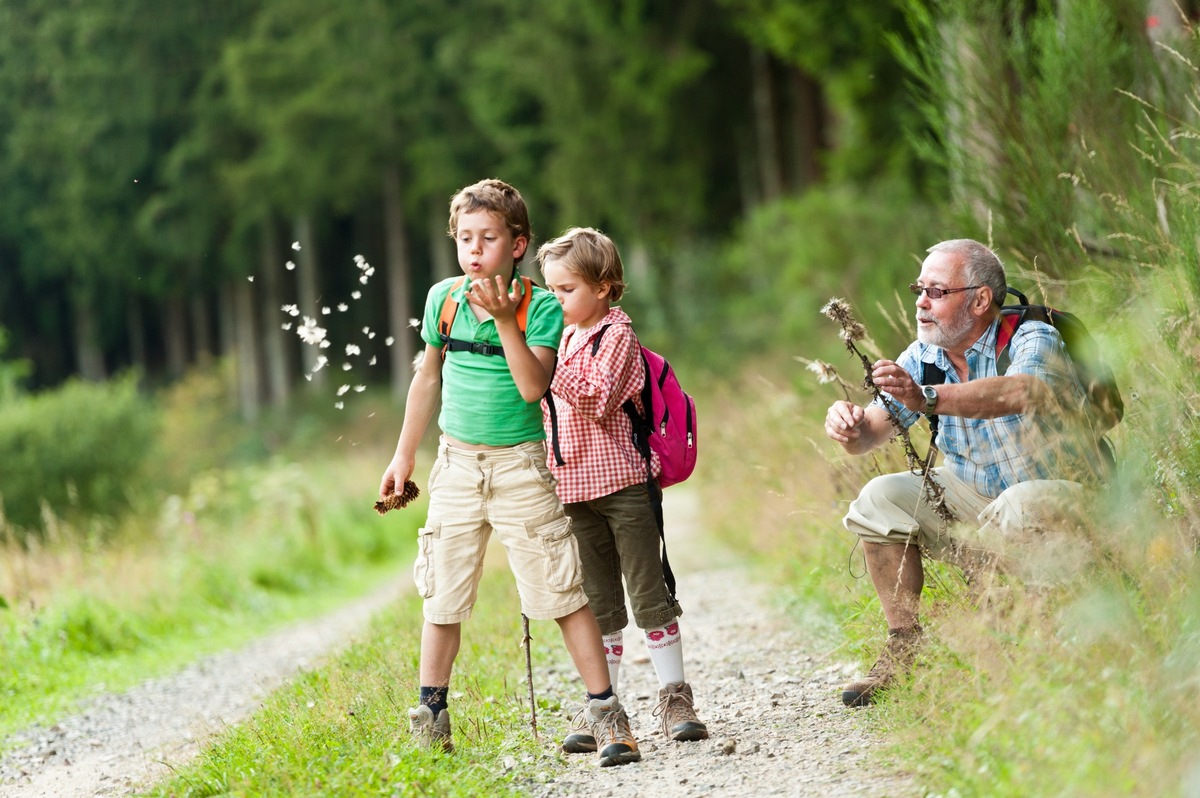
[{"xmin": 875, "ymin": 319, "xmax": 1103, "ymax": 499}]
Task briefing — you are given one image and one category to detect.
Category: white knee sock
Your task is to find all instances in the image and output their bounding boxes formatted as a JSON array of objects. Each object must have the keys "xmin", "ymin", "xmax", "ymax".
[
  {"xmin": 603, "ymin": 631, "xmax": 624, "ymax": 695},
  {"xmin": 644, "ymin": 621, "xmax": 685, "ymax": 687}
]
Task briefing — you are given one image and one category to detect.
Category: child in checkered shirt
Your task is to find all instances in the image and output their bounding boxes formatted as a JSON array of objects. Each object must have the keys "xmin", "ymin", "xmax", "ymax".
[{"xmin": 537, "ymin": 227, "xmax": 709, "ymax": 749}]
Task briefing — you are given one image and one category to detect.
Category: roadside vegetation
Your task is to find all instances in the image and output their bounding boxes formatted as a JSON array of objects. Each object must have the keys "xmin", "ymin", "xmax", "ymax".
[{"xmin": 0, "ymin": 369, "xmax": 421, "ymax": 743}]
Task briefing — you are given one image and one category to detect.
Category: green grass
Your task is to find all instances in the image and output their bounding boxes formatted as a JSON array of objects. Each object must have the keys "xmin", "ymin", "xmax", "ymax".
[
  {"xmin": 144, "ymin": 555, "xmax": 582, "ymax": 798},
  {"xmin": 0, "ymin": 447, "xmax": 422, "ymax": 745}
]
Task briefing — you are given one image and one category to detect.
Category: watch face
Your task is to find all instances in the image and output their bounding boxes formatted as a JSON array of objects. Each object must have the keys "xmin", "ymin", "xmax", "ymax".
[{"xmin": 922, "ymin": 386, "xmax": 936, "ymax": 400}]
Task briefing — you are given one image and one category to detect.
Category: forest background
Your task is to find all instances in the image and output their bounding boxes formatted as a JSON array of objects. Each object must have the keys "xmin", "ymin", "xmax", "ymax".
[{"xmin": 2, "ymin": 0, "xmax": 1200, "ymax": 796}]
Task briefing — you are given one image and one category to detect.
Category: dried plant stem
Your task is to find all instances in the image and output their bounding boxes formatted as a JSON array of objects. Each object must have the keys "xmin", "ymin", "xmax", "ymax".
[{"xmin": 820, "ymin": 298, "xmax": 957, "ymax": 526}]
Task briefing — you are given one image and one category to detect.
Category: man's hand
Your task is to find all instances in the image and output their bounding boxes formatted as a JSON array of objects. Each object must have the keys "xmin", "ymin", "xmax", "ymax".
[
  {"xmin": 825, "ymin": 400, "xmax": 867, "ymax": 444},
  {"xmin": 465, "ymin": 275, "xmax": 521, "ymax": 322},
  {"xmin": 871, "ymin": 359, "xmax": 923, "ymax": 412}
]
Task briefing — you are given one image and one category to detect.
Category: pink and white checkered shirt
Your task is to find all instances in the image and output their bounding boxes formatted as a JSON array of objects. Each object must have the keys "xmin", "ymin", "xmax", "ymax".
[{"xmin": 542, "ymin": 307, "xmax": 661, "ymax": 503}]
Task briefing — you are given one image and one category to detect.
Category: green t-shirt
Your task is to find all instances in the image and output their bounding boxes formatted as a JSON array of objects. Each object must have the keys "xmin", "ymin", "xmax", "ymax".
[{"xmin": 421, "ymin": 276, "xmax": 563, "ymax": 446}]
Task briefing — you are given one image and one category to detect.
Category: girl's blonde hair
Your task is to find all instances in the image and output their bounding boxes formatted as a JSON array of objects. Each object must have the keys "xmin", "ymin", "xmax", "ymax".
[{"xmin": 535, "ymin": 227, "xmax": 627, "ymax": 300}]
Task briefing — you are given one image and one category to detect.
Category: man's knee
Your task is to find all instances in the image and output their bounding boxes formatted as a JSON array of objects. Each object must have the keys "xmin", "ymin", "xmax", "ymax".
[
  {"xmin": 843, "ymin": 472, "xmax": 924, "ymax": 544},
  {"xmin": 981, "ymin": 480, "xmax": 1087, "ymax": 537}
]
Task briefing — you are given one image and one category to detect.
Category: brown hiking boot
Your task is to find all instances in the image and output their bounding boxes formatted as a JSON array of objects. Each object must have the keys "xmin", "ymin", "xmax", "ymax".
[
  {"xmin": 841, "ymin": 625, "xmax": 923, "ymax": 707},
  {"xmin": 561, "ymin": 704, "xmax": 597, "ymax": 754},
  {"xmin": 587, "ymin": 696, "xmax": 641, "ymax": 767},
  {"xmin": 652, "ymin": 682, "xmax": 709, "ymax": 741},
  {"xmin": 408, "ymin": 704, "xmax": 454, "ymax": 752}
]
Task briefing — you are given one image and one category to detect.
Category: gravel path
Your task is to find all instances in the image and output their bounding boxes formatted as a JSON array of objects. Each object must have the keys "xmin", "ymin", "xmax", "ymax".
[
  {"xmin": 0, "ymin": 579, "xmax": 407, "ymax": 797},
  {"xmin": 529, "ymin": 491, "xmax": 916, "ymax": 797},
  {"xmin": 0, "ymin": 490, "xmax": 916, "ymax": 797}
]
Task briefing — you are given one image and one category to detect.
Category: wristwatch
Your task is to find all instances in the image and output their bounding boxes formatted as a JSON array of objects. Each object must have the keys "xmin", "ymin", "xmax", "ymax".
[{"xmin": 922, "ymin": 385, "xmax": 939, "ymax": 415}]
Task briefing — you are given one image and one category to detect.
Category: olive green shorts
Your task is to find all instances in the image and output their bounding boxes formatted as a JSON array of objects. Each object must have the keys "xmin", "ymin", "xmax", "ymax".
[{"xmin": 565, "ymin": 482, "xmax": 682, "ymax": 635}]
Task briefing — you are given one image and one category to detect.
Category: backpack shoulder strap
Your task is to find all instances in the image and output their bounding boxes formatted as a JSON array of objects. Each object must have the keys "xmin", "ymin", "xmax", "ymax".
[
  {"xmin": 438, "ymin": 277, "xmax": 468, "ymax": 342},
  {"xmin": 921, "ymin": 360, "xmax": 946, "ymax": 443},
  {"xmin": 594, "ymin": 324, "xmax": 650, "ymax": 425},
  {"xmin": 995, "ymin": 309, "xmax": 1023, "ymax": 374},
  {"xmin": 514, "ymin": 276, "xmax": 533, "ymax": 334},
  {"xmin": 589, "ymin": 323, "xmax": 613, "ymax": 356},
  {"xmin": 997, "ymin": 304, "xmax": 1056, "ymax": 374}
]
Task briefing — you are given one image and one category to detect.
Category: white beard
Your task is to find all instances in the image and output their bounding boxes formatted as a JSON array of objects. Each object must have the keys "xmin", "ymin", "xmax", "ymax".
[{"xmin": 917, "ymin": 301, "xmax": 976, "ymax": 349}]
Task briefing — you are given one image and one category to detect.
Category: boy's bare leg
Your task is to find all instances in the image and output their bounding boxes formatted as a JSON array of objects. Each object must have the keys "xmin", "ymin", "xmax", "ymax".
[
  {"xmin": 554, "ymin": 606, "xmax": 612, "ymax": 694},
  {"xmin": 557, "ymin": 605, "xmax": 641, "ymax": 765},
  {"xmin": 863, "ymin": 541, "xmax": 923, "ymax": 629},
  {"xmin": 420, "ymin": 621, "xmax": 462, "ymax": 685}
]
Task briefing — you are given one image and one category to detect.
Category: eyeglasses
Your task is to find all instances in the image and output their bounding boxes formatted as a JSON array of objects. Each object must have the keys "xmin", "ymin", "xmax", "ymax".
[{"xmin": 909, "ymin": 283, "xmax": 981, "ymax": 300}]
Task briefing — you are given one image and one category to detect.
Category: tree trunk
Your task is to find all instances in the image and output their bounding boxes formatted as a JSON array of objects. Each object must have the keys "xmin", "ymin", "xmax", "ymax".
[
  {"xmin": 259, "ymin": 219, "xmax": 291, "ymax": 407},
  {"xmin": 218, "ymin": 282, "xmax": 236, "ymax": 361},
  {"xmin": 73, "ymin": 290, "xmax": 107, "ymax": 381},
  {"xmin": 429, "ymin": 198, "xmax": 455, "ymax": 281},
  {"xmin": 163, "ymin": 294, "xmax": 188, "ymax": 379},
  {"xmin": 190, "ymin": 290, "xmax": 213, "ymax": 366},
  {"xmin": 231, "ymin": 276, "xmax": 262, "ymax": 422},
  {"xmin": 383, "ymin": 163, "xmax": 415, "ymax": 402},
  {"xmin": 786, "ymin": 69, "xmax": 826, "ymax": 190},
  {"xmin": 751, "ymin": 46, "xmax": 783, "ymax": 204},
  {"xmin": 293, "ymin": 213, "xmax": 324, "ymax": 389},
  {"xmin": 126, "ymin": 297, "xmax": 147, "ymax": 378},
  {"xmin": 735, "ymin": 127, "xmax": 759, "ymax": 215}
]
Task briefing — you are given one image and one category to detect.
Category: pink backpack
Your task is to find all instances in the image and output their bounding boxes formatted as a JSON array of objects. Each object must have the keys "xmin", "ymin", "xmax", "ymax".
[
  {"xmin": 545, "ymin": 323, "xmax": 697, "ymax": 488},
  {"xmin": 625, "ymin": 345, "xmax": 697, "ymax": 488}
]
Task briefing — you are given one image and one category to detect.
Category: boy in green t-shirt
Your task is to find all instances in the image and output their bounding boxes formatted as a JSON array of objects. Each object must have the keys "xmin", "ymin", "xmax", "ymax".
[{"xmin": 379, "ymin": 179, "xmax": 640, "ymax": 766}]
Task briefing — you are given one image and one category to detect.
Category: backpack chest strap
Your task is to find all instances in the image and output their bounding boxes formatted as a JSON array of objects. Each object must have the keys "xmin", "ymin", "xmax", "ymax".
[{"xmin": 441, "ymin": 338, "xmax": 506, "ymax": 357}]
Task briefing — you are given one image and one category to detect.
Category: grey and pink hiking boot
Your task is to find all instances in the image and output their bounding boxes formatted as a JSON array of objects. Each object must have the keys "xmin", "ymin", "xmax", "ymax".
[
  {"xmin": 653, "ymin": 682, "xmax": 709, "ymax": 741},
  {"xmin": 586, "ymin": 696, "xmax": 640, "ymax": 767}
]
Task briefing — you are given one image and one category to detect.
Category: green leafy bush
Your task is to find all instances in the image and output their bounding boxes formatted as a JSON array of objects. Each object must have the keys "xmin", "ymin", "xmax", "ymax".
[
  {"xmin": 686, "ymin": 179, "xmax": 940, "ymax": 369},
  {"xmin": 0, "ymin": 374, "xmax": 159, "ymax": 534}
]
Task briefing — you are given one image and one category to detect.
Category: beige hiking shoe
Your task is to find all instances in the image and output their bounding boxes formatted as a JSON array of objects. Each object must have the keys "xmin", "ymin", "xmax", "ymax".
[
  {"xmin": 561, "ymin": 704, "xmax": 597, "ymax": 753},
  {"xmin": 841, "ymin": 625, "xmax": 924, "ymax": 707},
  {"xmin": 586, "ymin": 696, "xmax": 641, "ymax": 767},
  {"xmin": 409, "ymin": 704, "xmax": 454, "ymax": 752},
  {"xmin": 652, "ymin": 682, "xmax": 709, "ymax": 741}
]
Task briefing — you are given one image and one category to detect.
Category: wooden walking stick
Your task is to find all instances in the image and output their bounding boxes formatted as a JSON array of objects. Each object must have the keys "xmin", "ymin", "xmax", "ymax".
[{"xmin": 521, "ymin": 613, "xmax": 539, "ymax": 741}]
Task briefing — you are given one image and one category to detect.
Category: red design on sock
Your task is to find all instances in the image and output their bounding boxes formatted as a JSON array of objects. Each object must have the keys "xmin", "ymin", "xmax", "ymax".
[
  {"xmin": 612, "ymin": 645, "xmax": 623, "ymax": 657},
  {"xmin": 666, "ymin": 622, "xmax": 679, "ymax": 636},
  {"xmin": 647, "ymin": 630, "xmax": 665, "ymax": 641}
]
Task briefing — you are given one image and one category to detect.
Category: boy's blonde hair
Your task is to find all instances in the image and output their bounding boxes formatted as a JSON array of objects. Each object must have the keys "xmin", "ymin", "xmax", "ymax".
[
  {"xmin": 447, "ymin": 178, "xmax": 533, "ymax": 263},
  {"xmin": 535, "ymin": 227, "xmax": 627, "ymax": 301}
]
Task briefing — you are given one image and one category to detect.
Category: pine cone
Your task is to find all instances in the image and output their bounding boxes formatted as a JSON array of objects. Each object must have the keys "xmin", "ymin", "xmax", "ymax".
[{"xmin": 374, "ymin": 480, "xmax": 420, "ymax": 515}]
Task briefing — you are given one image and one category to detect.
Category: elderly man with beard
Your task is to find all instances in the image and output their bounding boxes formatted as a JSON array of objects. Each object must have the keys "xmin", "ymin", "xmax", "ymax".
[{"xmin": 824, "ymin": 238, "xmax": 1105, "ymax": 707}]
